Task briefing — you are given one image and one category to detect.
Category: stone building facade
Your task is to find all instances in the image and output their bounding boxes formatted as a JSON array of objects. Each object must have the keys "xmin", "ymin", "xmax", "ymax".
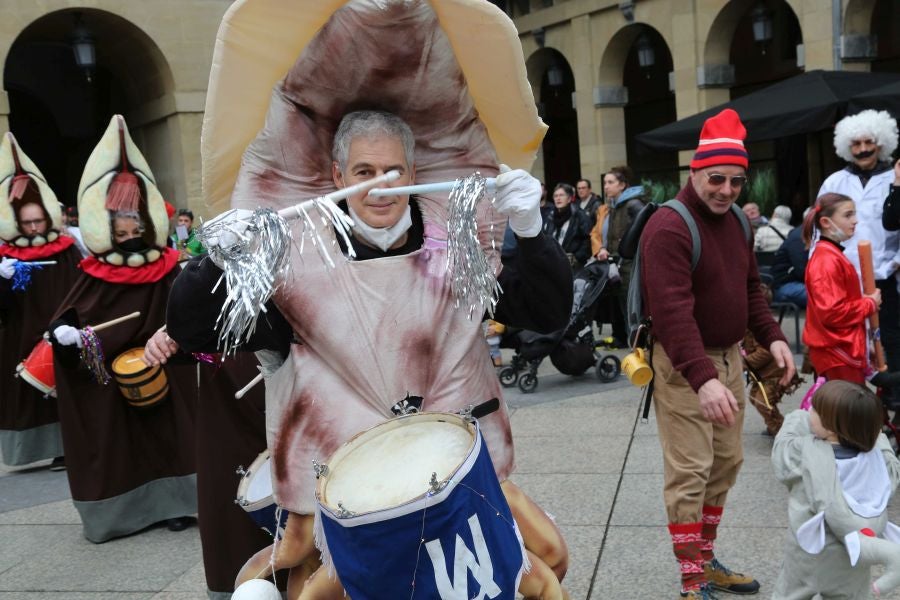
[{"xmin": 0, "ymin": 1, "xmax": 897, "ymax": 217}]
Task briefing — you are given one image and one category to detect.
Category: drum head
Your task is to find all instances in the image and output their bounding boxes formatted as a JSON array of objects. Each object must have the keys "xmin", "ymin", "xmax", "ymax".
[
  {"xmin": 320, "ymin": 413, "xmax": 475, "ymax": 515},
  {"xmin": 247, "ymin": 457, "xmax": 273, "ymax": 503}
]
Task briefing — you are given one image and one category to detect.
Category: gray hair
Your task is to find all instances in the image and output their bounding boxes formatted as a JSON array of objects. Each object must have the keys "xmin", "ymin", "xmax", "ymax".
[
  {"xmin": 332, "ymin": 110, "xmax": 415, "ymax": 172},
  {"xmin": 772, "ymin": 205, "xmax": 792, "ymax": 222},
  {"xmin": 110, "ymin": 210, "xmax": 146, "ymax": 232}
]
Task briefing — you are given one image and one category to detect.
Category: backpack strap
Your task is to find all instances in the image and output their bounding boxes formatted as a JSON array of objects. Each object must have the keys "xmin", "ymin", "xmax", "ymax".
[
  {"xmin": 661, "ymin": 200, "xmax": 752, "ymax": 271},
  {"xmin": 731, "ymin": 203, "xmax": 752, "ymax": 244},
  {"xmin": 661, "ymin": 199, "xmax": 702, "ymax": 271}
]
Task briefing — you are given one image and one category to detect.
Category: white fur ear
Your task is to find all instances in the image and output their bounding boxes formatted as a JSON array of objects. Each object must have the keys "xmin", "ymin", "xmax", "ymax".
[
  {"xmin": 845, "ymin": 531, "xmax": 862, "ymax": 567},
  {"xmin": 796, "ymin": 511, "xmax": 826, "ymax": 554}
]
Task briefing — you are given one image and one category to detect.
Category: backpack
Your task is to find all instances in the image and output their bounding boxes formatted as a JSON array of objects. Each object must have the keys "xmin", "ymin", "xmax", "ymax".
[
  {"xmin": 625, "ymin": 199, "xmax": 751, "ymax": 346},
  {"xmin": 624, "ymin": 199, "xmax": 751, "ymax": 419}
]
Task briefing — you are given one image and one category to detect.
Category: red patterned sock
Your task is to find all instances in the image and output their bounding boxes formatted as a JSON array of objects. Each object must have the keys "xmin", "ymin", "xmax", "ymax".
[
  {"xmin": 700, "ymin": 505, "xmax": 724, "ymax": 562},
  {"xmin": 669, "ymin": 522, "xmax": 706, "ymax": 592}
]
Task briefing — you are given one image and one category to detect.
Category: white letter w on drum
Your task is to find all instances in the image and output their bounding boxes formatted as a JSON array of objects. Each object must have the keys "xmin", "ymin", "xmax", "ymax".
[{"xmin": 425, "ymin": 514, "xmax": 502, "ymax": 600}]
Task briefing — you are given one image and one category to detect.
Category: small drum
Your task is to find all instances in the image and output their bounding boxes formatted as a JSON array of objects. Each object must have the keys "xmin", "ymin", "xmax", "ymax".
[
  {"xmin": 235, "ymin": 449, "xmax": 288, "ymax": 537},
  {"xmin": 15, "ymin": 339, "xmax": 56, "ymax": 398},
  {"xmin": 111, "ymin": 348, "xmax": 169, "ymax": 409},
  {"xmin": 316, "ymin": 412, "xmax": 525, "ymax": 599}
]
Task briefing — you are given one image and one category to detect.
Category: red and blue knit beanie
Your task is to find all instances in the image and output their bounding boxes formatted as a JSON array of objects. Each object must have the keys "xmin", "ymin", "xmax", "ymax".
[{"xmin": 690, "ymin": 108, "xmax": 749, "ymax": 170}]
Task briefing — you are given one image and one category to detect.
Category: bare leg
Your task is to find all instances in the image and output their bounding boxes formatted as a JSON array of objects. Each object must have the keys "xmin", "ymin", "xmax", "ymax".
[
  {"xmin": 502, "ymin": 480, "xmax": 569, "ymax": 581},
  {"xmin": 235, "ymin": 512, "xmax": 316, "ymax": 587},
  {"xmin": 285, "ymin": 555, "xmax": 322, "ymax": 600},
  {"xmin": 518, "ymin": 550, "xmax": 569, "ymax": 600},
  {"xmin": 294, "ymin": 566, "xmax": 346, "ymax": 600}
]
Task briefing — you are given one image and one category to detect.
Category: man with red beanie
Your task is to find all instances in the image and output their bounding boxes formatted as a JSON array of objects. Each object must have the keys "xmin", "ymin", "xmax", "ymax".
[{"xmin": 640, "ymin": 108, "xmax": 796, "ymax": 599}]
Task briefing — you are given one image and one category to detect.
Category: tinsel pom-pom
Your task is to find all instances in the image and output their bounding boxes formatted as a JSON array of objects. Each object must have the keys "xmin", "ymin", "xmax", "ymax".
[
  {"xmin": 200, "ymin": 208, "xmax": 292, "ymax": 356},
  {"xmin": 11, "ymin": 261, "xmax": 43, "ymax": 292},
  {"xmin": 447, "ymin": 173, "xmax": 502, "ymax": 319}
]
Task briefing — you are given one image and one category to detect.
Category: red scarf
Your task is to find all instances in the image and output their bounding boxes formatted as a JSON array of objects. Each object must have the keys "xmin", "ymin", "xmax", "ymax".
[
  {"xmin": 79, "ymin": 247, "xmax": 180, "ymax": 284},
  {"xmin": 0, "ymin": 235, "xmax": 75, "ymax": 260}
]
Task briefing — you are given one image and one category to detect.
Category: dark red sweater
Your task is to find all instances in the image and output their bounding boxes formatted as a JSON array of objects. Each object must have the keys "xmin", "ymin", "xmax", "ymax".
[{"xmin": 640, "ymin": 182, "xmax": 786, "ymax": 391}]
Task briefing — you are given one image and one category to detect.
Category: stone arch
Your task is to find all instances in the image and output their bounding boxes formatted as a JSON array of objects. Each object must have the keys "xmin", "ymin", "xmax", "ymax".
[
  {"xmin": 526, "ymin": 48, "xmax": 581, "ymax": 187},
  {"xmin": 702, "ymin": 0, "xmax": 803, "ymax": 71},
  {"xmin": 843, "ymin": 0, "xmax": 878, "ymax": 36},
  {"xmin": 4, "ymin": 8, "xmax": 176, "ymax": 205}
]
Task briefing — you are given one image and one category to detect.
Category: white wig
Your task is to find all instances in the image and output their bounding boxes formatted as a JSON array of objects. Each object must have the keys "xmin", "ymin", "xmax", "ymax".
[{"xmin": 833, "ymin": 109, "xmax": 898, "ymax": 162}]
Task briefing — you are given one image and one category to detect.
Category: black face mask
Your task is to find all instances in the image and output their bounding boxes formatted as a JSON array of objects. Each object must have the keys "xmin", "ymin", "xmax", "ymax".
[{"xmin": 117, "ymin": 238, "xmax": 149, "ymax": 253}]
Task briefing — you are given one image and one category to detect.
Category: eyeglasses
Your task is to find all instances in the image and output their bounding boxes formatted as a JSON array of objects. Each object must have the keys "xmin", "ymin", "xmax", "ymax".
[
  {"xmin": 20, "ymin": 218, "xmax": 46, "ymax": 228},
  {"xmin": 704, "ymin": 172, "xmax": 747, "ymax": 188}
]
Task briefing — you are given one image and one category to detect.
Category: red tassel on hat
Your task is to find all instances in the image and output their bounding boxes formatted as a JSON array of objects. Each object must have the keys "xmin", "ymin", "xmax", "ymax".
[
  {"xmin": 106, "ymin": 122, "xmax": 142, "ymax": 212},
  {"xmin": 106, "ymin": 171, "xmax": 141, "ymax": 212},
  {"xmin": 10, "ymin": 174, "xmax": 30, "ymax": 202}
]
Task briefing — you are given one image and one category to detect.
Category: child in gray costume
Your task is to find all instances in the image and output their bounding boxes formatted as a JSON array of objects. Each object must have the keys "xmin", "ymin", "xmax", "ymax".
[{"xmin": 772, "ymin": 380, "xmax": 900, "ymax": 599}]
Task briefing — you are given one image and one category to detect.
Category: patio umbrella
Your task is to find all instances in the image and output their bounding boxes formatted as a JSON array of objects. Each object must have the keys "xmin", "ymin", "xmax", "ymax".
[
  {"xmin": 636, "ymin": 70, "xmax": 900, "ymax": 151},
  {"xmin": 848, "ymin": 79, "xmax": 900, "ymax": 115}
]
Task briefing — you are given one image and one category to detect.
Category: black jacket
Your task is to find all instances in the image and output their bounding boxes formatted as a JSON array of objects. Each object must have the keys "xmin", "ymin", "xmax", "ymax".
[
  {"xmin": 544, "ymin": 207, "xmax": 592, "ymax": 266},
  {"xmin": 770, "ymin": 226, "xmax": 807, "ymax": 287}
]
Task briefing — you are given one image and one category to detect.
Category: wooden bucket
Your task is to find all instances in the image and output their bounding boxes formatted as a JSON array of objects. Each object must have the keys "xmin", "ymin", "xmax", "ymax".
[{"xmin": 111, "ymin": 348, "xmax": 169, "ymax": 409}]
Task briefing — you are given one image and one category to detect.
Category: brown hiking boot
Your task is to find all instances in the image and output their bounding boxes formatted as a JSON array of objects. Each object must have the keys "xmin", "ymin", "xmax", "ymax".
[
  {"xmin": 703, "ymin": 558, "xmax": 760, "ymax": 594},
  {"xmin": 680, "ymin": 584, "xmax": 720, "ymax": 599}
]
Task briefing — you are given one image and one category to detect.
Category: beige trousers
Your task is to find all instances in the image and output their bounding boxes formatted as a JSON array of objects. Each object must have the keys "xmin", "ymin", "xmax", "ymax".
[{"xmin": 652, "ymin": 342, "xmax": 745, "ymax": 524}]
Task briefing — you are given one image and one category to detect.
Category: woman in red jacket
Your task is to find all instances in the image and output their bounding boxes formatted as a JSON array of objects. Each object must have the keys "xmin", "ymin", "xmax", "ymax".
[{"xmin": 802, "ymin": 192, "xmax": 881, "ymax": 383}]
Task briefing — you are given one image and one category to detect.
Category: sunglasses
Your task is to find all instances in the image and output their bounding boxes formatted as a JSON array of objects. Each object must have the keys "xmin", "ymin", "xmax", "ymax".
[
  {"xmin": 20, "ymin": 218, "xmax": 46, "ymax": 228},
  {"xmin": 704, "ymin": 172, "xmax": 747, "ymax": 188}
]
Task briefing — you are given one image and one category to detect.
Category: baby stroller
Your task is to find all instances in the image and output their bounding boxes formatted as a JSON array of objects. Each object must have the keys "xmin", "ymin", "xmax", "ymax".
[{"xmin": 498, "ymin": 260, "xmax": 622, "ymax": 393}]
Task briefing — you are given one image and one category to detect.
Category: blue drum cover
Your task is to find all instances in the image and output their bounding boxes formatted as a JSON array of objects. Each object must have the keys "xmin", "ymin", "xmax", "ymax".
[
  {"xmin": 248, "ymin": 502, "xmax": 289, "ymax": 538},
  {"xmin": 319, "ymin": 429, "xmax": 524, "ymax": 599}
]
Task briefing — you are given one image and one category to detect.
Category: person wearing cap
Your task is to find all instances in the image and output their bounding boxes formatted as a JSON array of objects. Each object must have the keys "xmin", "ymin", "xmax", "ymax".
[
  {"xmin": 819, "ymin": 110, "xmax": 900, "ymax": 386},
  {"xmin": 640, "ymin": 108, "xmax": 796, "ymax": 599}
]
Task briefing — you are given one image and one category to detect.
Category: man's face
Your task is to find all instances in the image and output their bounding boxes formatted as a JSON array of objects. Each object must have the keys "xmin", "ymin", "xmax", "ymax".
[
  {"xmin": 177, "ymin": 215, "xmax": 193, "ymax": 229},
  {"xmin": 690, "ymin": 166, "xmax": 747, "ymax": 216},
  {"xmin": 576, "ymin": 181, "xmax": 591, "ymax": 200},
  {"xmin": 603, "ymin": 174, "xmax": 626, "ymax": 200},
  {"xmin": 742, "ymin": 202, "xmax": 760, "ymax": 221},
  {"xmin": 552, "ymin": 188, "xmax": 572, "ymax": 209},
  {"xmin": 332, "ymin": 134, "xmax": 414, "ymax": 229},
  {"xmin": 18, "ymin": 203, "xmax": 48, "ymax": 236},
  {"xmin": 849, "ymin": 137, "xmax": 880, "ymax": 171}
]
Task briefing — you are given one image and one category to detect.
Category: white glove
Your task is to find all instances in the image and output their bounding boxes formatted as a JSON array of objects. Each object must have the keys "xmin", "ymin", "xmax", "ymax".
[
  {"xmin": 493, "ymin": 164, "xmax": 543, "ymax": 238},
  {"xmin": 0, "ymin": 257, "xmax": 17, "ymax": 279},
  {"xmin": 202, "ymin": 208, "xmax": 255, "ymax": 268},
  {"xmin": 53, "ymin": 325, "xmax": 83, "ymax": 348}
]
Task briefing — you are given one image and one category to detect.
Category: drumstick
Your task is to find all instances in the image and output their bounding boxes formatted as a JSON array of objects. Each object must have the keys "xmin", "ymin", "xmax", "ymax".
[
  {"xmin": 22, "ymin": 260, "xmax": 57, "ymax": 266},
  {"xmin": 235, "ymin": 372, "xmax": 264, "ymax": 399},
  {"xmin": 367, "ymin": 178, "xmax": 497, "ymax": 197},
  {"xmin": 276, "ymin": 171, "xmax": 400, "ymax": 220},
  {"xmin": 858, "ymin": 240, "xmax": 886, "ymax": 371},
  {"xmin": 89, "ymin": 311, "xmax": 141, "ymax": 332}
]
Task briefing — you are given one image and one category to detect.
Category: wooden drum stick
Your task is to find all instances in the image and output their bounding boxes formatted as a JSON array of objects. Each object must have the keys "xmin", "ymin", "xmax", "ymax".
[
  {"xmin": 858, "ymin": 240, "xmax": 886, "ymax": 371},
  {"xmin": 89, "ymin": 311, "xmax": 141, "ymax": 332}
]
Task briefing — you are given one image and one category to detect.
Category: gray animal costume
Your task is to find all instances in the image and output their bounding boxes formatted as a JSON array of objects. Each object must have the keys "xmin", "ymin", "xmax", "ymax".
[{"xmin": 772, "ymin": 410, "xmax": 900, "ymax": 598}]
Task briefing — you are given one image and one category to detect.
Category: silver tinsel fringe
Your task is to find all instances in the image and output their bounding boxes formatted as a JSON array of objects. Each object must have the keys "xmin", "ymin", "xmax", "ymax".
[
  {"xmin": 201, "ymin": 208, "xmax": 292, "ymax": 356},
  {"xmin": 447, "ymin": 173, "xmax": 501, "ymax": 319},
  {"xmin": 199, "ymin": 198, "xmax": 354, "ymax": 355}
]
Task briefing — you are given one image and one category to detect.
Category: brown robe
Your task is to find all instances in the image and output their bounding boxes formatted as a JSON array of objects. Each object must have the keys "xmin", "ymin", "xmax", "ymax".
[
  {"xmin": 51, "ymin": 268, "xmax": 197, "ymax": 543},
  {"xmin": 0, "ymin": 244, "xmax": 81, "ymax": 465},
  {"xmin": 195, "ymin": 353, "xmax": 280, "ymax": 596}
]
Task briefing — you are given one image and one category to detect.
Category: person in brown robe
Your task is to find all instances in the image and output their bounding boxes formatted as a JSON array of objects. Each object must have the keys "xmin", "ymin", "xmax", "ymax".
[
  {"xmin": 0, "ymin": 133, "xmax": 81, "ymax": 467},
  {"xmin": 47, "ymin": 115, "xmax": 197, "ymax": 543}
]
